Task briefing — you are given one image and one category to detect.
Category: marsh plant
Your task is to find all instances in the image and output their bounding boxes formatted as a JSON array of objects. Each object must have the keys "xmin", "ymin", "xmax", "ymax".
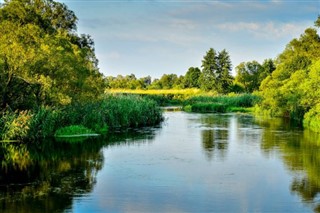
[{"xmin": 0, "ymin": 95, "xmax": 163, "ymax": 142}]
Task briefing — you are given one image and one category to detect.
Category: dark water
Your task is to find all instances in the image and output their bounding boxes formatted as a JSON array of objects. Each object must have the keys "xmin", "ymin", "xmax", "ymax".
[{"xmin": 1, "ymin": 112, "xmax": 320, "ymax": 212}]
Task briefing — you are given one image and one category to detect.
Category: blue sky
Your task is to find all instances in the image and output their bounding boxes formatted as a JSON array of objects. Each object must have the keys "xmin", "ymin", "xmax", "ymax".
[{"xmin": 4, "ymin": 0, "xmax": 320, "ymax": 78}]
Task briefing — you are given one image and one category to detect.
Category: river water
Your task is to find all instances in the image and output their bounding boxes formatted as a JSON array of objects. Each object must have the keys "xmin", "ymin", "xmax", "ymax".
[{"xmin": 1, "ymin": 111, "xmax": 320, "ymax": 212}]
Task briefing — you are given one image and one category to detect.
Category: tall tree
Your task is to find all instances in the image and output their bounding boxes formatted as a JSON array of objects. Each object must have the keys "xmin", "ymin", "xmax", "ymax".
[
  {"xmin": 199, "ymin": 48, "xmax": 218, "ymax": 91},
  {"xmin": 216, "ymin": 49, "xmax": 233, "ymax": 93}
]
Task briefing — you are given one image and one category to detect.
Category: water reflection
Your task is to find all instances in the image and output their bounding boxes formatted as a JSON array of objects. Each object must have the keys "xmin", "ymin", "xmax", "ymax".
[
  {"xmin": 201, "ymin": 129, "xmax": 228, "ymax": 160},
  {"xmin": 0, "ymin": 129, "xmax": 157, "ymax": 213},
  {"xmin": 2, "ymin": 113, "xmax": 320, "ymax": 212},
  {"xmin": 256, "ymin": 117, "xmax": 320, "ymax": 212}
]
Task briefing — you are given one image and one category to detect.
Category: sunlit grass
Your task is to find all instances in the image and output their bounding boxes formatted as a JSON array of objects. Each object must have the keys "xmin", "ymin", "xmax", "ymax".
[{"xmin": 106, "ymin": 88, "xmax": 204, "ymax": 96}]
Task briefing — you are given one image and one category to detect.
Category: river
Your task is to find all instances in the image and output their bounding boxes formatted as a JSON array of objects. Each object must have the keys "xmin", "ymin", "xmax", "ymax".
[{"xmin": 1, "ymin": 111, "xmax": 320, "ymax": 212}]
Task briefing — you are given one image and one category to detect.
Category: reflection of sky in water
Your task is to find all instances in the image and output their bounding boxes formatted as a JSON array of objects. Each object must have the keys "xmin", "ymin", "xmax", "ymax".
[{"xmin": 69, "ymin": 112, "xmax": 312, "ymax": 213}]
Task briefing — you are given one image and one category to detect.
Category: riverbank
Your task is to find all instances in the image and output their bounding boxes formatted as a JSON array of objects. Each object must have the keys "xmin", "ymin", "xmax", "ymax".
[{"xmin": 0, "ymin": 95, "xmax": 163, "ymax": 142}]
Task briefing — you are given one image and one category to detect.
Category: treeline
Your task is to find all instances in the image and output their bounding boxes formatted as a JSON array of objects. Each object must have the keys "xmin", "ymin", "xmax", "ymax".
[{"xmin": 106, "ymin": 49, "xmax": 276, "ymax": 94}]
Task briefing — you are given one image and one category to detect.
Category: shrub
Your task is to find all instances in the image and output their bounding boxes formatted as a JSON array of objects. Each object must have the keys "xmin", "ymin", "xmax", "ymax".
[
  {"xmin": 0, "ymin": 110, "xmax": 32, "ymax": 141},
  {"xmin": 303, "ymin": 104, "xmax": 320, "ymax": 133}
]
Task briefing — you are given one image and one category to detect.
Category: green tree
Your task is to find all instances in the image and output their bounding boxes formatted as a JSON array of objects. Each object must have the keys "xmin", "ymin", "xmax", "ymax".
[
  {"xmin": 0, "ymin": 0, "xmax": 104, "ymax": 109},
  {"xmin": 235, "ymin": 61, "xmax": 263, "ymax": 93},
  {"xmin": 258, "ymin": 24, "xmax": 320, "ymax": 121},
  {"xmin": 184, "ymin": 67, "xmax": 201, "ymax": 88},
  {"xmin": 199, "ymin": 48, "xmax": 218, "ymax": 91},
  {"xmin": 216, "ymin": 49, "xmax": 233, "ymax": 93}
]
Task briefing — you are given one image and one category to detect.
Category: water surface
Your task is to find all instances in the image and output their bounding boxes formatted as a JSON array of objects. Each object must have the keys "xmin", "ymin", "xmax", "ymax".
[{"xmin": 1, "ymin": 112, "xmax": 320, "ymax": 212}]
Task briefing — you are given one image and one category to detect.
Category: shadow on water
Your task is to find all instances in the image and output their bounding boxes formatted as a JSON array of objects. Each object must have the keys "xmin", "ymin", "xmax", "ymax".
[
  {"xmin": 255, "ymin": 116, "xmax": 320, "ymax": 212},
  {"xmin": 0, "ymin": 128, "xmax": 158, "ymax": 213}
]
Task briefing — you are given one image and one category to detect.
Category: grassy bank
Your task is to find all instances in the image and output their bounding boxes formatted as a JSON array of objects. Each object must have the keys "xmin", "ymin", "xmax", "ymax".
[
  {"xmin": 0, "ymin": 95, "xmax": 163, "ymax": 142},
  {"xmin": 108, "ymin": 89, "xmax": 259, "ymax": 113},
  {"xmin": 107, "ymin": 89, "xmax": 209, "ymax": 106},
  {"xmin": 182, "ymin": 94, "xmax": 260, "ymax": 113}
]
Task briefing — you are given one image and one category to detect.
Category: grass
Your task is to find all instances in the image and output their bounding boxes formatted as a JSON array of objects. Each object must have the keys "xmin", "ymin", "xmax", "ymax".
[
  {"xmin": 106, "ymin": 88, "xmax": 210, "ymax": 106},
  {"xmin": 54, "ymin": 125, "xmax": 97, "ymax": 137},
  {"xmin": 0, "ymin": 95, "xmax": 163, "ymax": 142},
  {"xmin": 183, "ymin": 94, "xmax": 260, "ymax": 113}
]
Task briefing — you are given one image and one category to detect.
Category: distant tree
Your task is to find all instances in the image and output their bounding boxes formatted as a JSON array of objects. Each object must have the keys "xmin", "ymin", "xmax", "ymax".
[
  {"xmin": 216, "ymin": 49, "xmax": 233, "ymax": 93},
  {"xmin": 199, "ymin": 48, "xmax": 233, "ymax": 93},
  {"xmin": 315, "ymin": 15, "xmax": 320, "ymax": 27},
  {"xmin": 184, "ymin": 67, "xmax": 201, "ymax": 88},
  {"xmin": 199, "ymin": 48, "xmax": 218, "ymax": 91},
  {"xmin": 260, "ymin": 59, "xmax": 276, "ymax": 82},
  {"xmin": 235, "ymin": 61, "xmax": 263, "ymax": 93},
  {"xmin": 173, "ymin": 75, "xmax": 185, "ymax": 89}
]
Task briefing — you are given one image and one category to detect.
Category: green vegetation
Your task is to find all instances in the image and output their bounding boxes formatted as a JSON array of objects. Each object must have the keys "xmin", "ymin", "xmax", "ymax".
[
  {"xmin": 256, "ymin": 17, "xmax": 320, "ymax": 132},
  {"xmin": 0, "ymin": 95, "xmax": 163, "ymax": 142},
  {"xmin": 0, "ymin": 0, "xmax": 163, "ymax": 142},
  {"xmin": 55, "ymin": 125, "xmax": 97, "ymax": 137},
  {"xmin": 182, "ymin": 94, "xmax": 259, "ymax": 113}
]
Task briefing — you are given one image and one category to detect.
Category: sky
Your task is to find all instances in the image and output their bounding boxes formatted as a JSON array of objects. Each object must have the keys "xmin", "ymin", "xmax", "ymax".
[{"xmin": 4, "ymin": 0, "xmax": 320, "ymax": 79}]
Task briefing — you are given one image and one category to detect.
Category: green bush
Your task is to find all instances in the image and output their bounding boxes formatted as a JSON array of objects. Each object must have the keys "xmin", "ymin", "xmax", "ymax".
[
  {"xmin": 0, "ymin": 110, "xmax": 32, "ymax": 141},
  {"xmin": 303, "ymin": 104, "xmax": 320, "ymax": 133}
]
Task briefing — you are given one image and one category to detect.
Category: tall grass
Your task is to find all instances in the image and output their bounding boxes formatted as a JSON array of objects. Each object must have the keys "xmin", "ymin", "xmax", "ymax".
[
  {"xmin": 183, "ymin": 94, "xmax": 260, "ymax": 113},
  {"xmin": 107, "ymin": 88, "xmax": 206, "ymax": 106},
  {"xmin": 0, "ymin": 95, "xmax": 163, "ymax": 142}
]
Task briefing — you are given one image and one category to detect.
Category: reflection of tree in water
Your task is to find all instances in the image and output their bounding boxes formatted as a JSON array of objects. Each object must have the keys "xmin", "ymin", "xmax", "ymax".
[
  {"xmin": 257, "ymin": 117, "xmax": 320, "ymax": 212},
  {"xmin": 200, "ymin": 114, "xmax": 229, "ymax": 161},
  {"xmin": 0, "ymin": 129, "xmax": 156, "ymax": 213},
  {"xmin": 201, "ymin": 129, "xmax": 228, "ymax": 161}
]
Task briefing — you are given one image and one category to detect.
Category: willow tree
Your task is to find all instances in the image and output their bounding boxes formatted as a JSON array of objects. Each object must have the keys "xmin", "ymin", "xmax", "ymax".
[{"xmin": 0, "ymin": 0, "xmax": 104, "ymax": 109}]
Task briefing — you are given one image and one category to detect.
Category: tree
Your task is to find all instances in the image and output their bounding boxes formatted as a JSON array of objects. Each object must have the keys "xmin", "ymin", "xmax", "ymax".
[
  {"xmin": 216, "ymin": 49, "xmax": 233, "ymax": 93},
  {"xmin": 199, "ymin": 48, "xmax": 218, "ymax": 91},
  {"xmin": 257, "ymin": 23, "xmax": 320, "ymax": 121},
  {"xmin": 184, "ymin": 67, "xmax": 201, "ymax": 88},
  {"xmin": 0, "ymin": 0, "xmax": 104, "ymax": 109},
  {"xmin": 235, "ymin": 61, "xmax": 263, "ymax": 93},
  {"xmin": 199, "ymin": 48, "xmax": 233, "ymax": 93}
]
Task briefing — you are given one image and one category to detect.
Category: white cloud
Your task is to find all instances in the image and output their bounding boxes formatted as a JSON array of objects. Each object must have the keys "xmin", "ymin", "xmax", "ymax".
[{"xmin": 217, "ymin": 21, "xmax": 311, "ymax": 40}]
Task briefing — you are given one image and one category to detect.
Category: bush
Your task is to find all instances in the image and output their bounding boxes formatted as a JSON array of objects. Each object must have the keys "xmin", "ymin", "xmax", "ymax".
[
  {"xmin": 0, "ymin": 110, "xmax": 32, "ymax": 141},
  {"xmin": 303, "ymin": 104, "xmax": 320, "ymax": 133}
]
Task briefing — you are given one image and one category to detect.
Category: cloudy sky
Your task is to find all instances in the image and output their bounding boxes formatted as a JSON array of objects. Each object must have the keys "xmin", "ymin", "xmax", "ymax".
[{"xmin": 24, "ymin": 1, "xmax": 320, "ymax": 78}]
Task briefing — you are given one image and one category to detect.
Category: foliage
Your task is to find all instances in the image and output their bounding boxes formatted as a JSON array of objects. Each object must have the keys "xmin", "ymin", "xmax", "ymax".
[
  {"xmin": 257, "ymin": 23, "xmax": 320, "ymax": 126},
  {"xmin": 187, "ymin": 103, "xmax": 227, "ymax": 113},
  {"xmin": 199, "ymin": 48, "xmax": 233, "ymax": 93},
  {"xmin": 303, "ymin": 103, "xmax": 320, "ymax": 133},
  {"xmin": 0, "ymin": 0, "xmax": 105, "ymax": 110},
  {"xmin": 106, "ymin": 74, "xmax": 151, "ymax": 89},
  {"xmin": 183, "ymin": 93, "xmax": 259, "ymax": 113},
  {"xmin": 27, "ymin": 106, "xmax": 62, "ymax": 140},
  {"xmin": 184, "ymin": 67, "xmax": 201, "ymax": 88},
  {"xmin": 0, "ymin": 110, "xmax": 32, "ymax": 141},
  {"xmin": 107, "ymin": 88, "xmax": 203, "ymax": 106},
  {"xmin": 0, "ymin": 95, "xmax": 163, "ymax": 141}
]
